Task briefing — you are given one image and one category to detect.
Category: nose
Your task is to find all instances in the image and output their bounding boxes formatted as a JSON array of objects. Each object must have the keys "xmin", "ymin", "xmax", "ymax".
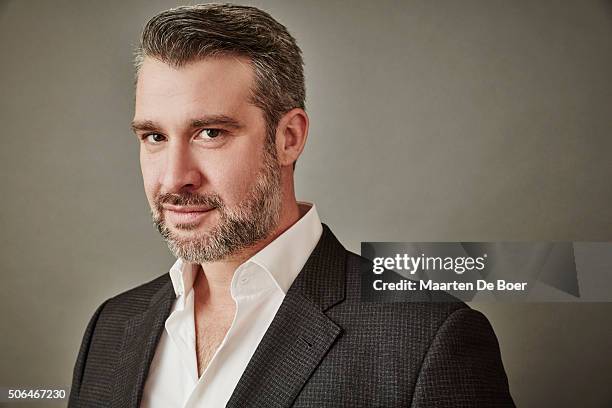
[{"xmin": 160, "ymin": 140, "xmax": 203, "ymax": 193}]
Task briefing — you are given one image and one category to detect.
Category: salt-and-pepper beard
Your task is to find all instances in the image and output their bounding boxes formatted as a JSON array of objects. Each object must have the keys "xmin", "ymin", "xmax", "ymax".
[{"xmin": 151, "ymin": 142, "xmax": 282, "ymax": 263}]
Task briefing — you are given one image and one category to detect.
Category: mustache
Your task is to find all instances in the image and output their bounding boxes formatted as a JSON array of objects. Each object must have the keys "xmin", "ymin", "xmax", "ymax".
[{"xmin": 154, "ymin": 192, "xmax": 224, "ymax": 210}]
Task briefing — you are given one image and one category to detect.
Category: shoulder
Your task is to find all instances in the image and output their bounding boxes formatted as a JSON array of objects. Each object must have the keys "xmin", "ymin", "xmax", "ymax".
[
  {"xmin": 337, "ymin": 249, "xmax": 472, "ymax": 336},
  {"xmin": 312, "ymin": 225, "xmax": 472, "ymax": 330},
  {"xmin": 332, "ymin": 250, "xmax": 507, "ymax": 376},
  {"xmin": 69, "ymin": 273, "xmax": 173, "ymax": 405},
  {"xmin": 297, "ymin": 238, "xmax": 513, "ymax": 404}
]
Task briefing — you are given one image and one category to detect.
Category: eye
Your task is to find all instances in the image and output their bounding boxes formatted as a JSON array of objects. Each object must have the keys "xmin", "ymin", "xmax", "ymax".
[
  {"xmin": 142, "ymin": 133, "xmax": 166, "ymax": 144},
  {"xmin": 198, "ymin": 128, "xmax": 223, "ymax": 139}
]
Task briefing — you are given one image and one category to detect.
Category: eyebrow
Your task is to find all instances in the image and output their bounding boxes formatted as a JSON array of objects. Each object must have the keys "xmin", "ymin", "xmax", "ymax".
[{"xmin": 130, "ymin": 115, "xmax": 243, "ymax": 133}]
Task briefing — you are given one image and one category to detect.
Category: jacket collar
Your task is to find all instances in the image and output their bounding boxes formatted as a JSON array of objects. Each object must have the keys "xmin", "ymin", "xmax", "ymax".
[{"xmin": 226, "ymin": 224, "xmax": 346, "ymax": 407}]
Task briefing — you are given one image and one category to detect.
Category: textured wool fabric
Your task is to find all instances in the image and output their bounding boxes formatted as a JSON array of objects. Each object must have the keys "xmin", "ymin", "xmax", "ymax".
[{"xmin": 69, "ymin": 224, "xmax": 514, "ymax": 407}]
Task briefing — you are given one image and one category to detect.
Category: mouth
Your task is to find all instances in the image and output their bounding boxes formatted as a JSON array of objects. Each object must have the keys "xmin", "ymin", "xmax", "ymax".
[{"xmin": 162, "ymin": 205, "xmax": 216, "ymax": 225}]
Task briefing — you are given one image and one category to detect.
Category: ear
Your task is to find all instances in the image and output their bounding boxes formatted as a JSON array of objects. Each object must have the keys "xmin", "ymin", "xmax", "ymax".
[{"xmin": 274, "ymin": 108, "xmax": 309, "ymax": 168}]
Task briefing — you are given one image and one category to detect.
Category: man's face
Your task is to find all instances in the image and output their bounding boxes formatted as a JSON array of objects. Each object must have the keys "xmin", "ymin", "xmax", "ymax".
[{"xmin": 133, "ymin": 56, "xmax": 282, "ymax": 263}]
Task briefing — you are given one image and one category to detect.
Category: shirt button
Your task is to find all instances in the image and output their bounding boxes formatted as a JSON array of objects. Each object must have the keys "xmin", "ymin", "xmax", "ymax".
[{"xmin": 240, "ymin": 276, "xmax": 249, "ymax": 285}]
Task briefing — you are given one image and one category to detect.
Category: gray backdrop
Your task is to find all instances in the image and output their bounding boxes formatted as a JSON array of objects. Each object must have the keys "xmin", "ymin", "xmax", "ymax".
[{"xmin": 1, "ymin": 1, "xmax": 612, "ymax": 407}]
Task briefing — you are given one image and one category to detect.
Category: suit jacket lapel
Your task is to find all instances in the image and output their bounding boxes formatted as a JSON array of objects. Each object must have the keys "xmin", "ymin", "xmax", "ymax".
[
  {"xmin": 110, "ymin": 279, "xmax": 175, "ymax": 408},
  {"xmin": 227, "ymin": 224, "xmax": 347, "ymax": 408}
]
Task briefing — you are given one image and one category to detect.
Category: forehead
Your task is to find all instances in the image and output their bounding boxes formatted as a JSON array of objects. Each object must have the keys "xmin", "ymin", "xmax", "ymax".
[{"xmin": 134, "ymin": 55, "xmax": 255, "ymax": 121}]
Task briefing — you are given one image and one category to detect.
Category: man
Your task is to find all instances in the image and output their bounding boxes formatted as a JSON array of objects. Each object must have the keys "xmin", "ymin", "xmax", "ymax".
[{"xmin": 69, "ymin": 4, "xmax": 514, "ymax": 407}]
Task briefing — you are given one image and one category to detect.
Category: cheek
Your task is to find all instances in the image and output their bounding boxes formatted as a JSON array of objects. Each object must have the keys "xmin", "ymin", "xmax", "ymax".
[
  {"xmin": 140, "ymin": 154, "xmax": 161, "ymax": 205},
  {"xmin": 207, "ymin": 145, "xmax": 264, "ymax": 205}
]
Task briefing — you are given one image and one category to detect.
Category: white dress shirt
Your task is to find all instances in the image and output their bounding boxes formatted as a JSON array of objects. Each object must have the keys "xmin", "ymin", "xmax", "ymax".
[{"xmin": 140, "ymin": 202, "xmax": 322, "ymax": 408}]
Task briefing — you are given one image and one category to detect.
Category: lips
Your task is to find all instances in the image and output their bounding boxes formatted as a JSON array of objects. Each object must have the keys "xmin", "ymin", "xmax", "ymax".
[
  {"xmin": 163, "ymin": 204, "xmax": 214, "ymax": 213},
  {"xmin": 163, "ymin": 205, "xmax": 215, "ymax": 225}
]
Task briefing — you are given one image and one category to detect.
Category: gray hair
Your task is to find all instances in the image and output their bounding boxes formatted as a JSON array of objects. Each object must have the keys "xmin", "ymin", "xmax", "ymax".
[{"xmin": 135, "ymin": 3, "xmax": 305, "ymax": 145}]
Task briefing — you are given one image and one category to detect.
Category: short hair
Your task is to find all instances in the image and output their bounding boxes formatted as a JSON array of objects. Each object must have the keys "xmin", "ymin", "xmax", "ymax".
[{"xmin": 135, "ymin": 3, "xmax": 305, "ymax": 146}]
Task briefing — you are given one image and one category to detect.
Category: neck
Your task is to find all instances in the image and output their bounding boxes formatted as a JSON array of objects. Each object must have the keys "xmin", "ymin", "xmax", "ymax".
[{"xmin": 194, "ymin": 200, "xmax": 302, "ymax": 306}]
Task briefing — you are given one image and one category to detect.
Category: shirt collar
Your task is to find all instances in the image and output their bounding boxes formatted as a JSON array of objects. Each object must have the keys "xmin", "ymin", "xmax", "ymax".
[
  {"xmin": 168, "ymin": 258, "xmax": 199, "ymax": 298},
  {"xmin": 168, "ymin": 201, "xmax": 323, "ymax": 298},
  {"xmin": 248, "ymin": 201, "xmax": 322, "ymax": 294}
]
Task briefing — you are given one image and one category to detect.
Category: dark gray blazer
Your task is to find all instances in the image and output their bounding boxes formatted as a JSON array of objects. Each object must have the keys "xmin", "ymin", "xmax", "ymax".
[{"xmin": 69, "ymin": 224, "xmax": 514, "ymax": 407}]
